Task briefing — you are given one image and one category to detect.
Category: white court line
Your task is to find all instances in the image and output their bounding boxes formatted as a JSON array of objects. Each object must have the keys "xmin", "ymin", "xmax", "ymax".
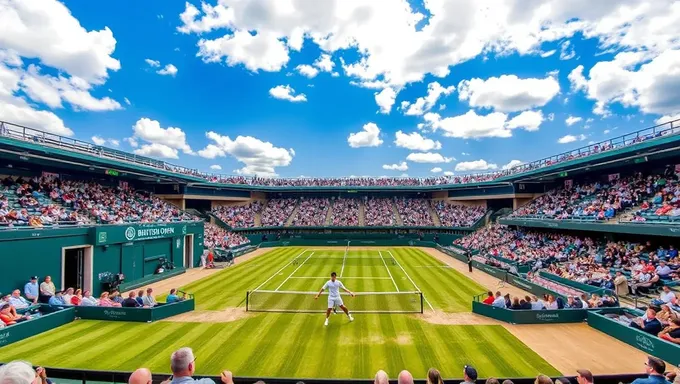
[
  {"xmin": 252, "ymin": 249, "xmax": 308, "ymax": 292},
  {"xmin": 388, "ymin": 250, "xmax": 435, "ymax": 311},
  {"xmin": 288, "ymin": 276, "xmax": 394, "ymax": 280},
  {"xmin": 413, "ymin": 265, "xmax": 453, "ymax": 269},
  {"xmin": 379, "ymin": 250, "xmax": 399, "ymax": 292},
  {"xmin": 275, "ymin": 252, "xmax": 315, "ymax": 291},
  {"xmin": 340, "ymin": 247, "xmax": 348, "ymax": 277}
]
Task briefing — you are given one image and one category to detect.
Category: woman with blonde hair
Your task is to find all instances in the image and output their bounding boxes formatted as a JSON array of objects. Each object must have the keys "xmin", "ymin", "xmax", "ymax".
[
  {"xmin": 98, "ymin": 292, "xmax": 121, "ymax": 307},
  {"xmin": 427, "ymin": 368, "xmax": 443, "ymax": 384},
  {"xmin": 71, "ymin": 289, "xmax": 82, "ymax": 306}
]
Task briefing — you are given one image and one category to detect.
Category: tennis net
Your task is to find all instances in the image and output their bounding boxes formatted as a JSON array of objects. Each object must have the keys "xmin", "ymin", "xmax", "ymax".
[
  {"xmin": 292, "ymin": 256, "xmax": 396, "ymax": 266},
  {"xmin": 246, "ymin": 290, "xmax": 423, "ymax": 313}
]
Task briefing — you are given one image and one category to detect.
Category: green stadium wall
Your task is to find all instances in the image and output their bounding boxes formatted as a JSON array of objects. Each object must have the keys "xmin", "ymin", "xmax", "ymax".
[{"xmin": 0, "ymin": 222, "xmax": 204, "ymax": 297}]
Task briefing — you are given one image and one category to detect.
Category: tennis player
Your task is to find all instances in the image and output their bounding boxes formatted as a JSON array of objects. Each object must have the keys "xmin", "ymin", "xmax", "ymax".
[{"xmin": 315, "ymin": 272, "xmax": 354, "ymax": 326}]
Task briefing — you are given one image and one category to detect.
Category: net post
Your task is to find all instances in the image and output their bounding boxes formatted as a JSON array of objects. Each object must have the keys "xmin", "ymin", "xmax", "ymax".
[
  {"xmin": 420, "ymin": 292, "xmax": 424, "ymax": 314},
  {"xmin": 246, "ymin": 291, "xmax": 250, "ymax": 312}
]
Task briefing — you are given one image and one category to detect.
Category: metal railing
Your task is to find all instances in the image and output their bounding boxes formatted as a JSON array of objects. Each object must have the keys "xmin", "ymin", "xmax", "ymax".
[{"xmin": 2, "ymin": 118, "xmax": 680, "ymax": 187}]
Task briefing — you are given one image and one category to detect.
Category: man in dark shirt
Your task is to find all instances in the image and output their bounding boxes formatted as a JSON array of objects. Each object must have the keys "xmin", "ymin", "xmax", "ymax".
[
  {"xmin": 122, "ymin": 291, "xmax": 141, "ymax": 308},
  {"xmin": 467, "ymin": 252, "xmax": 473, "ymax": 273},
  {"xmin": 631, "ymin": 356, "xmax": 672, "ymax": 384},
  {"xmin": 630, "ymin": 308, "xmax": 663, "ymax": 335}
]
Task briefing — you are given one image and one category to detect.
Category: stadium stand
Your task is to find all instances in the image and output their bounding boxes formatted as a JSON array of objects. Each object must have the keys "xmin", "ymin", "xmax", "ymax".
[
  {"xmin": 290, "ymin": 198, "xmax": 330, "ymax": 226},
  {"xmin": 364, "ymin": 197, "xmax": 396, "ymax": 226},
  {"xmin": 203, "ymin": 223, "xmax": 250, "ymax": 249},
  {"xmin": 393, "ymin": 198, "xmax": 434, "ymax": 226},
  {"xmin": 212, "ymin": 201, "xmax": 262, "ymax": 228},
  {"xmin": 432, "ymin": 201, "xmax": 486, "ymax": 227},
  {"xmin": 330, "ymin": 198, "xmax": 360, "ymax": 226},
  {"xmin": 260, "ymin": 198, "xmax": 297, "ymax": 227}
]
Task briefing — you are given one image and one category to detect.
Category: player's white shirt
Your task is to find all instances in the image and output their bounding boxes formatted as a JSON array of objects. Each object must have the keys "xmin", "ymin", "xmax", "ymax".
[{"xmin": 323, "ymin": 279, "xmax": 345, "ymax": 299}]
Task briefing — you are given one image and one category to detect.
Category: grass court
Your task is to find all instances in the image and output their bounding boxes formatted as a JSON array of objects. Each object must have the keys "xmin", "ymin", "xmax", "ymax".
[{"xmin": 0, "ymin": 247, "xmax": 560, "ymax": 379}]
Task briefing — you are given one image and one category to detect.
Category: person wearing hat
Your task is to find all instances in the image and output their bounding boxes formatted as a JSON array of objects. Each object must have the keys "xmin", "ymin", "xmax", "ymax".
[
  {"xmin": 462, "ymin": 365, "xmax": 477, "ymax": 384},
  {"xmin": 48, "ymin": 290, "xmax": 66, "ymax": 307},
  {"xmin": 24, "ymin": 276, "xmax": 39, "ymax": 304}
]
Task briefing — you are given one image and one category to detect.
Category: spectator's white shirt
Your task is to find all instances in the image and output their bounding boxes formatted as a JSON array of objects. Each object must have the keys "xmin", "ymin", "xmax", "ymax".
[
  {"xmin": 81, "ymin": 296, "xmax": 98, "ymax": 306},
  {"xmin": 581, "ymin": 300, "xmax": 589, "ymax": 309},
  {"xmin": 492, "ymin": 296, "xmax": 506, "ymax": 308},
  {"xmin": 531, "ymin": 300, "xmax": 544, "ymax": 310},
  {"xmin": 656, "ymin": 265, "xmax": 671, "ymax": 276},
  {"xmin": 546, "ymin": 301, "xmax": 559, "ymax": 310},
  {"xmin": 660, "ymin": 291, "xmax": 676, "ymax": 303}
]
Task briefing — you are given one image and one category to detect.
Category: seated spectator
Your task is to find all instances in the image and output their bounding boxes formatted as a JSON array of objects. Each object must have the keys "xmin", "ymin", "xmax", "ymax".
[
  {"xmin": 8, "ymin": 290, "xmax": 31, "ymax": 310},
  {"xmin": 576, "ymin": 370, "xmax": 593, "ymax": 384},
  {"xmin": 653, "ymin": 286, "xmax": 677, "ymax": 307},
  {"xmin": 492, "ymin": 291, "xmax": 505, "ymax": 308},
  {"xmin": 521, "ymin": 296, "xmax": 532, "ymax": 309},
  {"xmin": 630, "ymin": 308, "xmax": 663, "ymax": 335},
  {"xmin": 375, "ymin": 370, "xmax": 389, "ymax": 384},
  {"xmin": 62, "ymin": 287, "xmax": 74, "ymax": 304},
  {"xmin": 0, "ymin": 303, "xmax": 31, "ymax": 325},
  {"xmin": 510, "ymin": 297, "xmax": 521, "ymax": 310},
  {"xmin": 166, "ymin": 289, "xmax": 183, "ymax": 304},
  {"xmin": 48, "ymin": 291, "xmax": 67, "ymax": 307},
  {"xmin": 129, "ymin": 368, "xmax": 153, "ymax": 384},
  {"xmin": 659, "ymin": 318, "xmax": 680, "ymax": 345},
  {"xmin": 143, "ymin": 288, "xmax": 157, "ymax": 307},
  {"xmin": 23, "ymin": 276, "xmax": 39, "ymax": 304},
  {"xmin": 123, "ymin": 292, "xmax": 142, "ymax": 308},
  {"xmin": 631, "ymin": 356, "xmax": 672, "ymax": 384},
  {"xmin": 657, "ymin": 304, "xmax": 678, "ymax": 326},
  {"xmin": 427, "ymin": 368, "xmax": 443, "ymax": 384},
  {"xmin": 99, "ymin": 292, "xmax": 122, "ymax": 307},
  {"xmin": 0, "ymin": 361, "xmax": 50, "ymax": 384},
  {"xmin": 136, "ymin": 290, "xmax": 145, "ymax": 306},
  {"xmin": 482, "ymin": 291, "xmax": 494, "ymax": 305},
  {"xmin": 71, "ymin": 289, "xmax": 83, "ymax": 306},
  {"xmin": 169, "ymin": 347, "xmax": 233, "ymax": 384},
  {"xmin": 81, "ymin": 290, "xmax": 98, "ymax": 306}
]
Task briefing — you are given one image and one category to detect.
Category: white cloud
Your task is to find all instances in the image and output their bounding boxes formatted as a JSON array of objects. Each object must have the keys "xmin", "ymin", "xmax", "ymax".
[
  {"xmin": 134, "ymin": 143, "xmax": 179, "ymax": 159},
  {"xmin": 406, "ymin": 152, "xmax": 453, "ymax": 163},
  {"xmin": 91, "ymin": 136, "xmax": 106, "ymax": 145},
  {"xmin": 176, "ymin": 0, "xmax": 680, "ymax": 90},
  {"xmin": 541, "ymin": 50, "xmax": 557, "ymax": 58},
  {"xmin": 424, "ymin": 109, "xmax": 544, "ymax": 139},
  {"xmin": 569, "ymin": 50, "xmax": 680, "ymax": 116},
  {"xmin": 461, "ymin": 152, "xmax": 470, "ymax": 156},
  {"xmin": 210, "ymin": 164, "xmax": 222, "ymax": 170},
  {"xmin": 375, "ymin": 88, "xmax": 397, "ymax": 114},
  {"xmin": 430, "ymin": 167, "xmax": 442, "ymax": 173},
  {"xmin": 145, "ymin": 59, "xmax": 160, "ymax": 67},
  {"xmin": 125, "ymin": 137, "xmax": 139, "ymax": 148},
  {"xmin": 198, "ymin": 131, "xmax": 294, "ymax": 176},
  {"xmin": 109, "ymin": 139, "xmax": 120, "ymax": 147},
  {"xmin": 314, "ymin": 54, "xmax": 334, "ymax": 72},
  {"xmin": 565, "ymin": 115, "xmax": 583, "ymax": 126},
  {"xmin": 455, "ymin": 159, "xmax": 498, "ymax": 172},
  {"xmin": 0, "ymin": 0, "xmax": 120, "ymax": 83},
  {"xmin": 269, "ymin": 85, "xmax": 307, "ymax": 102},
  {"xmin": 402, "ymin": 82, "xmax": 455, "ymax": 116},
  {"xmin": 157, "ymin": 64, "xmax": 178, "ymax": 76},
  {"xmin": 296, "ymin": 64, "xmax": 319, "ymax": 78},
  {"xmin": 547, "ymin": 113, "xmax": 555, "ymax": 121},
  {"xmin": 443, "ymin": 171, "xmax": 454, "ymax": 176},
  {"xmin": 558, "ymin": 134, "xmax": 587, "ymax": 144},
  {"xmin": 506, "ymin": 110, "xmax": 544, "ymax": 131},
  {"xmin": 196, "ymin": 30, "xmax": 290, "ymax": 72},
  {"xmin": 132, "ymin": 118, "xmax": 193, "ymax": 154},
  {"xmin": 382, "ymin": 161, "xmax": 408, "ymax": 171},
  {"xmin": 124, "ymin": 97, "xmax": 131, "ymax": 105},
  {"xmin": 656, "ymin": 114, "xmax": 680, "ymax": 124},
  {"xmin": 348, "ymin": 123, "xmax": 383, "ymax": 148},
  {"xmin": 502, "ymin": 159, "xmax": 524, "ymax": 170},
  {"xmin": 603, "ymin": 129, "xmax": 611, "ymax": 134},
  {"xmin": 458, "ymin": 75, "xmax": 560, "ymax": 112},
  {"xmin": 559, "ymin": 40, "xmax": 576, "ymax": 60},
  {"xmin": 394, "ymin": 131, "xmax": 441, "ymax": 151}
]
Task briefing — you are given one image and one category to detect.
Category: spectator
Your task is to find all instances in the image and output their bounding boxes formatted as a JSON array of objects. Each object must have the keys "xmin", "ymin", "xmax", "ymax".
[
  {"xmin": 398, "ymin": 370, "xmax": 414, "ymax": 384},
  {"xmin": 39, "ymin": 276, "xmax": 55, "ymax": 303},
  {"xmin": 167, "ymin": 289, "xmax": 181, "ymax": 304},
  {"xmin": 99, "ymin": 292, "xmax": 122, "ymax": 307},
  {"xmin": 48, "ymin": 291, "xmax": 66, "ymax": 307},
  {"xmin": 8, "ymin": 290, "xmax": 31, "ymax": 310},
  {"xmin": 576, "ymin": 369, "xmax": 593, "ymax": 384},
  {"xmin": 631, "ymin": 356, "xmax": 672, "ymax": 384},
  {"xmin": 123, "ymin": 292, "xmax": 141, "ymax": 308},
  {"xmin": 535, "ymin": 376, "xmax": 552, "ymax": 384},
  {"xmin": 375, "ymin": 370, "xmax": 389, "ymax": 384},
  {"xmin": 658, "ymin": 318, "xmax": 680, "ymax": 344},
  {"xmin": 81, "ymin": 291, "xmax": 98, "ymax": 306},
  {"xmin": 128, "ymin": 368, "xmax": 153, "ymax": 384},
  {"xmin": 143, "ymin": 288, "xmax": 157, "ymax": 307},
  {"xmin": 614, "ymin": 271, "xmax": 628, "ymax": 297},
  {"xmin": 0, "ymin": 304, "xmax": 31, "ymax": 325},
  {"xmin": 136, "ymin": 290, "xmax": 145, "ymax": 306},
  {"xmin": 462, "ymin": 365, "xmax": 477, "ymax": 384},
  {"xmin": 0, "ymin": 361, "xmax": 46, "ymax": 384},
  {"xmin": 62, "ymin": 288, "xmax": 74, "ymax": 304},
  {"xmin": 630, "ymin": 308, "xmax": 663, "ymax": 335},
  {"xmin": 492, "ymin": 292, "xmax": 506, "ymax": 308},
  {"xmin": 71, "ymin": 289, "xmax": 83, "ymax": 306},
  {"xmin": 169, "ymin": 347, "xmax": 232, "ymax": 384},
  {"xmin": 482, "ymin": 291, "xmax": 495, "ymax": 305},
  {"xmin": 23, "ymin": 276, "xmax": 38, "ymax": 304},
  {"xmin": 486, "ymin": 379, "xmax": 500, "ymax": 384},
  {"xmin": 427, "ymin": 368, "xmax": 443, "ymax": 384}
]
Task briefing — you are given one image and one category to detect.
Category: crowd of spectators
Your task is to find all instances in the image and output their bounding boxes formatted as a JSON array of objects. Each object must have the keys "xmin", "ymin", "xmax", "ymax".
[
  {"xmin": 364, "ymin": 198, "xmax": 396, "ymax": 226},
  {"xmin": 330, "ymin": 198, "xmax": 360, "ymax": 226},
  {"xmin": 290, "ymin": 198, "xmax": 330, "ymax": 226},
  {"xmin": 260, "ymin": 199, "xmax": 297, "ymax": 227},
  {"xmin": 394, "ymin": 198, "xmax": 434, "ymax": 226},
  {"xmin": 0, "ymin": 274, "xmax": 191, "ymax": 328},
  {"xmin": 626, "ymin": 171, "xmax": 680, "ymax": 222},
  {"xmin": 203, "ymin": 223, "xmax": 250, "ymax": 249},
  {"xmin": 212, "ymin": 202, "xmax": 262, "ymax": 228},
  {"xmin": 433, "ymin": 201, "xmax": 485, "ymax": 227}
]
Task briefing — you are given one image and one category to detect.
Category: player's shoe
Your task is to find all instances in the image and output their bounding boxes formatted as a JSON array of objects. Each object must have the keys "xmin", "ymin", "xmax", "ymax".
[
  {"xmin": 333, "ymin": 306, "xmax": 338, "ymax": 314},
  {"xmin": 324, "ymin": 318, "xmax": 329, "ymax": 326},
  {"xmin": 348, "ymin": 314, "xmax": 354, "ymax": 322}
]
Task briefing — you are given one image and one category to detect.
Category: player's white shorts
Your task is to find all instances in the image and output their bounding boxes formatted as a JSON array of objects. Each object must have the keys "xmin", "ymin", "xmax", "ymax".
[{"xmin": 328, "ymin": 297, "xmax": 343, "ymax": 308}]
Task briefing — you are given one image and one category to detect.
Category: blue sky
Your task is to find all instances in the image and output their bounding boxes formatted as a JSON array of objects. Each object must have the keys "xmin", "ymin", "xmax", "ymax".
[{"xmin": 1, "ymin": 0, "xmax": 679, "ymax": 177}]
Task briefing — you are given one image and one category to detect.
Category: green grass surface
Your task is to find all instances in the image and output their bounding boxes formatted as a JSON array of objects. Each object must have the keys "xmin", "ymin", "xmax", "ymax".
[{"xmin": 0, "ymin": 247, "xmax": 560, "ymax": 379}]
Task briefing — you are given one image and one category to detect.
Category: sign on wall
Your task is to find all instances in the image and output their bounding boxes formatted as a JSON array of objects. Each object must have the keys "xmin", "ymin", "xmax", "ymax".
[{"xmin": 93, "ymin": 222, "xmax": 202, "ymax": 246}]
